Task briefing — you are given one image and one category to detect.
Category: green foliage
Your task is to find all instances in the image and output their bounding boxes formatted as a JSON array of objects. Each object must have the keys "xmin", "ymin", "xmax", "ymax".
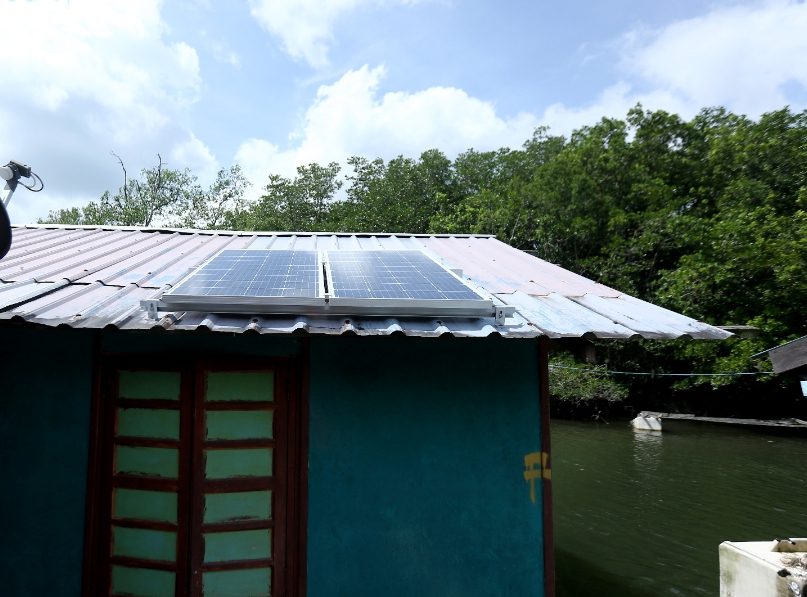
[
  {"xmin": 336, "ymin": 150, "xmax": 454, "ymax": 232},
  {"xmin": 235, "ymin": 162, "xmax": 342, "ymax": 232},
  {"xmin": 44, "ymin": 106, "xmax": 807, "ymax": 407},
  {"xmin": 549, "ymin": 355, "xmax": 628, "ymax": 407},
  {"xmin": 40, "ymin": 157, "xmax": 249, "ymax": 229}
]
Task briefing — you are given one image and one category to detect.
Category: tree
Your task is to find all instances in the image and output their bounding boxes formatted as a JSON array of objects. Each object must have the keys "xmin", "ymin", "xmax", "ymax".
[
  {"xmin": 427, "ymin": 106, "xmax": 806, "ymax": 407},
  {"xmin": 337, "ymin": 150, "xmax": 454, "ymax": 233},
  {"xmin": 40, "ymin": 155, "xmax": 249, "ymax": 229},
  {"xmin": 37, "ymin": 107, "xmax": 807, "ymax": 412},
  {"xmin": 238, "ymin": 162, "xmax": 342, "ymax": 232},
  {"xmin": 549, "ymin": 354, "xmax": 628, "ymax": 417},
  {"xmin": 429, "ymin": 130, "xmax": 566, "ymax": 245}
]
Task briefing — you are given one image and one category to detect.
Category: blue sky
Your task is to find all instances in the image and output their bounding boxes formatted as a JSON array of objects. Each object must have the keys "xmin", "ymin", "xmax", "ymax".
[{"xmin": 3, "ymin": 0, "xmax": 807, "ymax": 224}]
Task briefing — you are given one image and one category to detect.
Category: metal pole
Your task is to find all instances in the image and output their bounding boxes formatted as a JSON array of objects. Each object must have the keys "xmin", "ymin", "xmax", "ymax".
[
  {"xmin": 0, "ymin": 195, "xmax": 11, "ymax": 259},
  {"xmin": 0, "ymin": 160, "xmax": 39, "ymax": 260},
  {"xmin": 539, "ymin": 336, "xmax": 555, "ymax": 597}
]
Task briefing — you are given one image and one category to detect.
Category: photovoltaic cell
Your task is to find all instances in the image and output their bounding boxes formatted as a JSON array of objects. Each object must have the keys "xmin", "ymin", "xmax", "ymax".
[
  {"xmin": 156, "ymin": 248, "xmax": 495, "ymax": 319},
  {"xmin": 167, "ymin": 250, "xmax": 319, "ymax": 298},
  {"xmin": 327, "ymin": 250, "xmax": 482, "ymax": 300}
]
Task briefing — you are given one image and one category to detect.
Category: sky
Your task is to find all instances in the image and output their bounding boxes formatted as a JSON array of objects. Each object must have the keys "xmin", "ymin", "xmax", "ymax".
[{"xmin": 2, "ymin": 0, "xmax": 807, "ymax": 224}]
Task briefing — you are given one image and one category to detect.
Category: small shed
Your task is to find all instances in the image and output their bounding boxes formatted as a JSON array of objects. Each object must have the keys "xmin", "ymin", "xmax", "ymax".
[
  {"xmin": 761, "ymin": 335, "xmax": 807, "ymax": 396},
  {"xmin": 765, "ymin": 335, "xmax": 807, "ymax": 376},
  {"xmin": 0, "ymin": 225, "xmax": 729, "ymax": 597}
]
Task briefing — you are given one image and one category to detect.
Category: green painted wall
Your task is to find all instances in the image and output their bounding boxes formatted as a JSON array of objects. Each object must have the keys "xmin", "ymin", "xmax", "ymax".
[
  {"xmin": 308, "ymin": 336, "xmax": 545, "ymax": 597},
  {"xmin": 0, "ymin": 326, "xmax": 94, "ymax": 597}
]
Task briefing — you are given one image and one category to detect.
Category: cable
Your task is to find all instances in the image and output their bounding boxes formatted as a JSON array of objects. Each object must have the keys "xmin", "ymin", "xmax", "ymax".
[
  {"xmin": 19, "ymin": 171, "xmax": 44, "ymax": 192},
  {"xmin": 548, "ymin": 364, "xmax": 768, "ymax": 377}
]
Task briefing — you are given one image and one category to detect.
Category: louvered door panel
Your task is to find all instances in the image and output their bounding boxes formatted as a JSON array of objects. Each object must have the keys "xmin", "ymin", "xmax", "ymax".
[{"xmin": 109, "ymin": 369, "xmax": 187, "ymax": 597}]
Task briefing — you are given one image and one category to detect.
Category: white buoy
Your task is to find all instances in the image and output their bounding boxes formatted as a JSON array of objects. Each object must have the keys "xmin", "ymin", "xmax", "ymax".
[{"xmin": 631, "ymin": 412, "xmax": 662, "ymax": 431}]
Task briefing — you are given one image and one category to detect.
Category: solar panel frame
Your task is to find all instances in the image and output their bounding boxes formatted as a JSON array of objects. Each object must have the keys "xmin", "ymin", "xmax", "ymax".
[
  {"xmin": 155, "ymin": 248, "xmax": 498, "ymax": 319},
  {"xmin": 323, "ymin": 250, "xmax": 495, "ymax": 317},
  {"xmin": 160, "ymin": 249, "xmax": 325, "ymax": 312}
]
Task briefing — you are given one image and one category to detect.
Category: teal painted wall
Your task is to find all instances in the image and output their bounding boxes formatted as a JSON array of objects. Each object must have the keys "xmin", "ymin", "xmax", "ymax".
[
  {"xmin": 0, "ymin": 327, "xmax": 545, "ymax": 596},
  {"xmin": 0, "ymin": 328, "xmax": 302, "ymax": 596},
  {"xmin": 0, "ymin": 326, "xmax": 94, "ymax": 597},
  {"xmin": 308, "ymin": 336, "xmax": 545, "ymax": 597}
]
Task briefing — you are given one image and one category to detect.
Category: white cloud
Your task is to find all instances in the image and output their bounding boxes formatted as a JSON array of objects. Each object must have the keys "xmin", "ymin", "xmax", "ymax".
[
  {"xmin": 12, "ymin": 192, "xmax": 81, "ymax": 229},
  {"xmin": 627, "ymin": 0, "xmax": 807, "ymax": 115},
  {"xmin": 170, "ymin": 134, "xmax": 219, "ymax": 181},
  {"xmin": 541, "ymin": 0, "xmax": 807, "ymax": 134},
  {"xmin": 199, "ymin": 30, "xmax": 242, "ymax": 69},
  {"xmin": 247, "ymin": 0, "xmax": 422, "ymax": 68},
  {"xmin": 234, "ymin": 139, "xmax": 292, "ymax": 201},
  {"xmin": 2, "ymin": 0, "xmax": 200, "ymax": 141},
  {"xmin": 0, "ymin": 0, "xmax": 209, "ymax": 223},
  {"xmin": 247, "ymin": 0, "xmax": 361, "ymax": 67},
  {"xmin": 540, "ymin": 84, "xmax": 691, "ymax": 137},
  {"xmin": 237, "ymin": 1, "xmax": 807, "ymax": 198},
  {"xmin": 234, "ymin": 65, "xmax": 539, "ymax": 196},
  {"xmin": 211, "ymin": 42, "xmax": 242, "ymax": 69}
]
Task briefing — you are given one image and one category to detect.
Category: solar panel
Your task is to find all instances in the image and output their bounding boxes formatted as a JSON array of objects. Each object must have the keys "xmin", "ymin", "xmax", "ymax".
[
  {"xmin": 326, "ymin": 250, "xmax": 484, "ymax": 300},
  {"xmin": 150, "ymin": 247, "xmax": 504, "ymax": 320},
  {"xmin": 164, "ymin": 249, "xmax": 320, "ymax": 304}
]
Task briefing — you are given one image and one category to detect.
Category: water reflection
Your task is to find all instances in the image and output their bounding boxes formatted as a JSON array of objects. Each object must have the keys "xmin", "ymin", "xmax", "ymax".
[
  {"xmin": 556, "ymin": 548, "xmax": 652, "ymax": 597},
  {"xmin": 553, "ymin": 420, "xmax": 807, "ymax": 597},
  {"xmin": 632, "ymin": 429, "xmax": 662, "ymax": 472}
]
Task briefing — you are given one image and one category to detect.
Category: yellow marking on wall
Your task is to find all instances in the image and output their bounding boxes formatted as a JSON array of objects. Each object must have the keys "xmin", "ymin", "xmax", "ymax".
[{"xmin": 523, "ymin": 451, "xmax": 552, "ymax": 504}]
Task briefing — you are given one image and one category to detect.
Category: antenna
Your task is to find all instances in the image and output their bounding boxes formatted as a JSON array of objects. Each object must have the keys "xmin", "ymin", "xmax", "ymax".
[{"xmin": 0, "ymin": 160, "xmax": 44, "ymax": 259}]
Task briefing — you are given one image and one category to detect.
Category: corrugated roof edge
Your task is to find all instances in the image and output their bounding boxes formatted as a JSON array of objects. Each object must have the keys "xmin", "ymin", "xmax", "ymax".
[
  {"xmin": 0, "ymin": 312, "xmax": 531, "ymax": 339},
  {"xmin": 13, "ymin": 224, "xmax": 495, "ymax": 239}
]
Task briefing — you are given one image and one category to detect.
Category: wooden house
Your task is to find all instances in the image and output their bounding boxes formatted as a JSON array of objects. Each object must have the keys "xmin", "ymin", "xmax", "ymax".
[{"xmin": 0, "ymin": 225, "xmax": 729, "ymax": 597}]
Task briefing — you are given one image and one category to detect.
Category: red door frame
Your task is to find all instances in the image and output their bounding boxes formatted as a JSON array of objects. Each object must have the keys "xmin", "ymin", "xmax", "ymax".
[{"xmin": 82, "ymin": 353, "xmax": 307, "ymax": 597}]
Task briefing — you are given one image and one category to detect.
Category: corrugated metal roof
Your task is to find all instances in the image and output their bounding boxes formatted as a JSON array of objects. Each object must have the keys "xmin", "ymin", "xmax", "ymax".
[{"xmin": 0, "ymin": 225, "xmax": 731, "ymax": 340}]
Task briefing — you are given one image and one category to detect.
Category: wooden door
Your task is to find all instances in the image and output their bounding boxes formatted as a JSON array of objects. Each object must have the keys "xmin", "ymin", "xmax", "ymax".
[{"xmin": 86, "ymin": 358, "xmax": 303, "ymax": 597}]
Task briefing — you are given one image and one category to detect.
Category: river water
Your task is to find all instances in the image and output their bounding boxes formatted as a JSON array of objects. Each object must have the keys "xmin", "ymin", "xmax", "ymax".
[{"xmin": 552, "ymin": 419, "xmax": 807, "ymax": 596}]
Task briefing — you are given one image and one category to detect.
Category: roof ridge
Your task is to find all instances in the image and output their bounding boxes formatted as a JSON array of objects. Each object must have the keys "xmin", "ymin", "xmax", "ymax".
[{"xmin": 12, "ymin": 224, "xmax": 496, "ymax": 238}]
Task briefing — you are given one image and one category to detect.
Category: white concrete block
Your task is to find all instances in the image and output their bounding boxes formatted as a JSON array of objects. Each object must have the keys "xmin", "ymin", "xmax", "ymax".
[{"xmin": 719, "ymin": 539, "xmax": 807, "ymax": 597}]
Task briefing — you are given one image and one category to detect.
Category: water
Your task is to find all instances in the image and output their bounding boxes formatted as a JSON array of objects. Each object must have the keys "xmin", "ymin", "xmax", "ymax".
[{"xmin": 552, "ymin": 419, "xmax": 807, "ymax": 596}]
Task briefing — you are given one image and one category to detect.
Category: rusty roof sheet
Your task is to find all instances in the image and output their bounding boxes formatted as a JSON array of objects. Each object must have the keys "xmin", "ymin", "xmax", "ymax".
[{"xmin": 0, "ymin": 225, "xmax": 731, "ymax": 340}]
